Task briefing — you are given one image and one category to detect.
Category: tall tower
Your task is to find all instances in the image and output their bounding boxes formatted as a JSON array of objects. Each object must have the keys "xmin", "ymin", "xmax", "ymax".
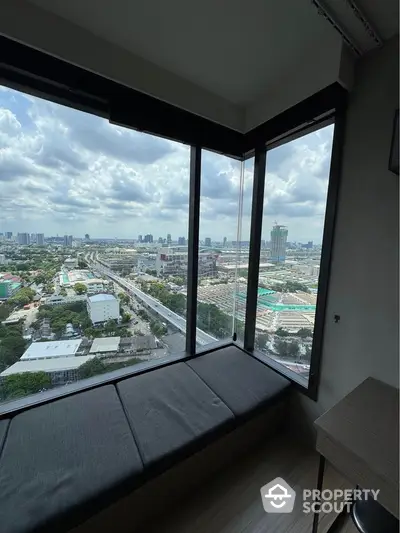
[{"xmin": 270, "ymin": 224, "xmax": 288, "ymax": 263}]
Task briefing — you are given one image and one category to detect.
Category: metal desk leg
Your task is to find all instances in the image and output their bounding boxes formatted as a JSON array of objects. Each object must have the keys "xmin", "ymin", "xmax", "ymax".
[{"xmin": 312, "ymin": 454, "xmax": 326, "ymax": 533}]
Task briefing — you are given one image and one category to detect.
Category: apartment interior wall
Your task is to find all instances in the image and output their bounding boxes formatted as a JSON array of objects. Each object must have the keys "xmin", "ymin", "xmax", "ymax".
[{"xmin": 291, "ymin": 35, "xmax": 399, "ymax": 443}]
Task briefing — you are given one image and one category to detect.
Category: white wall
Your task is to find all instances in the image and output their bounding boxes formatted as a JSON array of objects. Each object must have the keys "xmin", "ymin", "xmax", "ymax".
[
  {"xmin": 88, "ymin": 298, "xmax": 119, "ymax": 325},
  {"xmin": 293, "ymin": 36, "xmax": 399, "ymax": 436}
]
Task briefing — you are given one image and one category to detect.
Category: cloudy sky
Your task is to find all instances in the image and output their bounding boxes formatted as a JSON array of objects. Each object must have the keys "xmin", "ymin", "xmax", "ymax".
[{"xmin": 0, "ymin": 86, "xmax": 333, "ymax": 243}]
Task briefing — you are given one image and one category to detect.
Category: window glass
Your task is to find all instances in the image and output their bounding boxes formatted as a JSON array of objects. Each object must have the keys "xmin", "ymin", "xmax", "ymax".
[
  {"xmin": 196, "ymin": 152, "xmax": 253, "ymax": 347},
  {"xmin": 255, "ymin": 125, "xmax": 334, "ymax": 380},
  {"xmin": 0, "ymin": 85, "xmax": 189, "ymax": 404}
]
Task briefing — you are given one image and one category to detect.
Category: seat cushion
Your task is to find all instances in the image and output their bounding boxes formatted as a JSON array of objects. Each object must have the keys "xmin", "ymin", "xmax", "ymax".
[
  {"xmin": 0, "ymin": 386, "xmax": 143, "ymax": 533},
  {"xmin": 0, "ymin": 418, "xmax": 9, "ymax": 451},
  {"xmin": 117, "ymin": 362, "xmax": 234, "ymax": 467},
  {"xmin": 187, "ymin": 346, "xmax": 290, "ymax": 416}
]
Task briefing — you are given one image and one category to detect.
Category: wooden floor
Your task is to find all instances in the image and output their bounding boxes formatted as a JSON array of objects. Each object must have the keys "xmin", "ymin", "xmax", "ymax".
[{"xmin": 144, "ymin": 432, "xmax": 357, "ymax": 533}]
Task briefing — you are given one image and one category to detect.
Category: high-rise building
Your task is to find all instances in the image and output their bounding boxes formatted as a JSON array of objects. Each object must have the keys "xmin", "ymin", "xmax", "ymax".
[
  {"xmin": 223, "ymin": 236, "xmax": 227, "ymax": 247},
  {"xmin": 6, "ymin": 232, "xmax": 12, "ymax": 240},
  {"xmin": 85, "ymin": 234, "xmax": 90, "ymax": 240},
  {"xmin": 30, "ymin": 233, "xmax": 37, "ymax": 244},
  {"xmin": 17, "ymin": 233, "xmax": 30, "ymax": 245},
  {"xmin": 270, "ymin": 224, "xmax": 288, "ymax": 263},
  {"xmin": 143, "ymin": 234, "xmax": 153, "ymax": 243},
  {"xmin": 36, "ymin": 233, "xmax": 45, "ymax": 246},
  {"xmin": 158, "ymin": 237, "xmax": 163, "ymax": 243},
  {"xmin": 63, "ymin": 235, "xmax": 73, "ymax": 247},
  {"xmin": 178, "ymin": 237, "xmax": 186, "ymax": 246},
  {"xmin": 138, "ymin": 235, "xmax": 143, "ymax": 243},
  {"xmin": 167, "ymin": 233, "xmax": 172, "ymax": 244},
  {"xmin": 205, "ymin": 237, "xmax": 211, "ymax": 247}
]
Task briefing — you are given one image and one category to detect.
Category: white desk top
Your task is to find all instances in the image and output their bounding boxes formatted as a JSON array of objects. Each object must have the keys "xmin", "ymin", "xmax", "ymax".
[{"xmin": 315, "ymin": 377, "xmax": 399, "ymax": 518}]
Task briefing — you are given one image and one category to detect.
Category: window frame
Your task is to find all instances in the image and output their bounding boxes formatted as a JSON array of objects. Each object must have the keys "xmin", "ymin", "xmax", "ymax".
[{"xmin": 0, "ymin": 36, "xmax": 347, "ymax": 407}]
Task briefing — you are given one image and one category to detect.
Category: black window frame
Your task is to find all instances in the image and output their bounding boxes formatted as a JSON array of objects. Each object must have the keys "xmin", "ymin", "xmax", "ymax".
[{"xmin": 0, "ymin": 36, "xmax": 347, "ymax": 410}]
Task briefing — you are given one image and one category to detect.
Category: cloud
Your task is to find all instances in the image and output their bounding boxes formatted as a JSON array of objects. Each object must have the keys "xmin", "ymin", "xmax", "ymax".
[{"xmin": 0, "ymin": 87, "xmax": 334, "ymax": 242}]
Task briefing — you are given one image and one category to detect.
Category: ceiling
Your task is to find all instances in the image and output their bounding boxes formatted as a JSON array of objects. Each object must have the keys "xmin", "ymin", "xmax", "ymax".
[
  {"xmin": 1, "ymin": 0, "xmax": 398, "ymax": 131},
  {"xmin": 27, "ymin": 0, "xmax": 336, "ymax": 106}
]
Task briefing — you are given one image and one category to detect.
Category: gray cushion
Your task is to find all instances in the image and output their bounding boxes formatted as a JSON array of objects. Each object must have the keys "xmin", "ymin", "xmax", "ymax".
[
  {"xmin": 0, "ymin": 418, "xmax": 9, "ymax": 452},
  {"xmin": 117, "ymin": 362, "xmax": 234, "ymax": 466},
  {"xmin": 187, "ymin": 346, "xmax": 290, "ymax": 416},
  {"xmin": 0, "ymin": 386, "xmax": 143, "ymax": 533}
]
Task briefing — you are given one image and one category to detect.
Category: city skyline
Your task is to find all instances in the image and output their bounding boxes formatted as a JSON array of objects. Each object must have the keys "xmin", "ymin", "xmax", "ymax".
[{"xmin": 0, "ymin": 86, "xmax": 333, "ymax": 243}]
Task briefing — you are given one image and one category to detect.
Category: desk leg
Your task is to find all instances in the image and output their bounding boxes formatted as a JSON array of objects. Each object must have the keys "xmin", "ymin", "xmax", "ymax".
[{"xmin": 312, "ymin": 454, "xmax": 325, "ymax": 533}]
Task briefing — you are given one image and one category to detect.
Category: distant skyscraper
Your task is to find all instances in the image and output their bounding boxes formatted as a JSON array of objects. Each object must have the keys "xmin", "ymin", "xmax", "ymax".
[
  {"xmin": 158, "ymin": 237, "xmax": 163, "ymax": 244},
  {"xmin": 85, "ymin": 233, "xmax": 90, "ymax": 240},
  {"xmin": 223, "ymin": 236, "xmax": 227, "ymax": 247},
  {"xmin": 30, "ymin": 233, "xmax": 37, "ymax": 244},
  {"xmin": 6, "ymin": 232, "xmax": 12, "ymax": 240},
  {"xmin": 36, "ymin": 233, "xmax": 45, "ymax": 246},
  {"xmin": 205, "ymin": 237, "xmax": 211, "ymax": 247},
  {"xmin": 143, "ymin": 234, "xmax": 153, "ymax": 243},
  {"xmin": 138, "ymin": 235, "xmax": 143, "ymax": 243},
  {"xmin": 63, "ymin": 235, "xmax": 73, "ymax": 247},
  {"xmin": 270, "ymin": 224, "xmax": 288, "ymax": 263},
  {"xmin": 17, "ymin": 233, "xmax": 30, "ymax": 245},
  {"xmin": 178, "ymin": 236, "xmax": 186, "ymax": 246},
  {"xmin": 167, "ymin": 233, "xmax": 172, "ymax": 244}
]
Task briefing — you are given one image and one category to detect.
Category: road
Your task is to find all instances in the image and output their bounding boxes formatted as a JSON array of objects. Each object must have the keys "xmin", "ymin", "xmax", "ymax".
[{"xmin": 92, "ymin": 262, "xmax": 217, "ymax": 346}]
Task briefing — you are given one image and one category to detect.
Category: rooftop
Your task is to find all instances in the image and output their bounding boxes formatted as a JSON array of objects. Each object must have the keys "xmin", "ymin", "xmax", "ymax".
[
  {"xmin": 88, "ymin": 294, "xmax": 117, "ymax": 302},
  {"xmin": 89, "ymin": 337, "xmax": 121, "ymax": 354},
  {"xmin": 20, "ymin": 340, "xmax": 83, "ymax": 360},
  {"xmin": 0, "ymin": 355, "xmax": 96, "ymax": 376}
]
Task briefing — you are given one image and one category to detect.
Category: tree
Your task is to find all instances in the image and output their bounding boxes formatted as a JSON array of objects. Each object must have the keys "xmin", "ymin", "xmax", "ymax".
[
  {"xmin": 0, "ymin": 304, "xmax": 12, "ymax": 321},
  {"xmin": 34, "ymin": 273, "xmax": 47, "ymax": 285},
  {"xmin": 275, "ymin": 327, "xmax": 290, "ymax": 337},
  {"xmin": 8, "ymin": 287, "xmax": 36, "ymax": 308},
  {"xmin": 122, "ymin": 312, "xmax": 131, "ymax": 324},
  {"xmin": 74, "ymin": 282, "xmax": 87, "ymax": 295},
  {"xmin": 78, "ymin": 358, "xmax": 106, "ymax": 379},
  {"xmin": 0, "ymin": 330, "xmax": 26, "ymax": 371},
  {"xmin": 275, "ymin": 339, "xmax": 300, "ymax": 360},
  {"xmin": 59, "ymin": 288, "xmax": 67, "ymax": 296},
  {"xmin": 303, "ymin": 346, "xmax": 312, "ymax": 362},
  {"xmin": 256, "ymin": 333, "xmax": 269, "ymax": 351},
  {"xmin": 275, "ymin": 339, "xmax": 289, "ymax": 358},
  {"xmin": 286, "ymin": 340, "xmax": 300, "ymax": 358},
  {"xmin": 118, "ymin": 292, "xmax": 130, "ymax": 305},
  {"xmin": 1, "ymin": 372, "xmax": 51, "ymax": 400},
  {"xmin": 297, "ymin": 328, "xmax": 313, "ymax": 339}
]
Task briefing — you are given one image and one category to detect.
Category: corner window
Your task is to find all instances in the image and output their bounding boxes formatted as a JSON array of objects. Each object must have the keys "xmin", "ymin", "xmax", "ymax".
[
  {"xmin": 0, "ymin": 85, "xmax": 190, "ymax": 404},
  {"xmin": 254, "ymin": 124, "xmax": 335, "ymax": 384}
]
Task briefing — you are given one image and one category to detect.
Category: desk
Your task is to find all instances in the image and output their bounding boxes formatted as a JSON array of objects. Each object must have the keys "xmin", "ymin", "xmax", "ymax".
[{"xmin": 312, "ymin": 377, "xmax": 399, "ymax": 533}]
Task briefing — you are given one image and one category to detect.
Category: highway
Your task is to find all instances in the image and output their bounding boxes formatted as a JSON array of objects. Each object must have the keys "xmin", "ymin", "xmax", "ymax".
[{"xmin": 91, "ymin": 261, "xmax": 217, "ymax": 346}]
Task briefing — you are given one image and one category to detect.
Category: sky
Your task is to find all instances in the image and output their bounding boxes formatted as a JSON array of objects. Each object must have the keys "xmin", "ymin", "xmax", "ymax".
[{"xmin": 0, "ymin": 85, "xmax": 334, "ymax": 243}]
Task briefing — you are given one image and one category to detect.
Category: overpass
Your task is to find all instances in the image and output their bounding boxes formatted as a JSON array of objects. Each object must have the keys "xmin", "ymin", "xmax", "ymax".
[{"xmin": 91, "ymin": 263, "xmax": 217, "ymax": 346}]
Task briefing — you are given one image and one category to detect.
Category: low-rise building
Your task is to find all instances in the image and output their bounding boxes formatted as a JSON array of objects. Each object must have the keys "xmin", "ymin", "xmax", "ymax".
[
  {"xmin": 20, "ymin": 339, "xmax": 83, "ymax": 360},
  {"xmin": 87, "ymin": 293, "xmax": 119, "ymax": 325},
  {"xmin": 0, "ymin": 273, "xmax": 22, "ymax": 300},
  {"xmin": 44, "ymin": 295, "xmax": 87, "ymax": 306},
  {"xmin": 89, "ymin": 336, "xmax": 120, "ymax": 355},
  {"xmin": 0, "ymin": 355, "xmax": 95, "ymax": 386},
  {"xmin": 156, "ymin": 246, "xmax": 218, "ymax": 278}
]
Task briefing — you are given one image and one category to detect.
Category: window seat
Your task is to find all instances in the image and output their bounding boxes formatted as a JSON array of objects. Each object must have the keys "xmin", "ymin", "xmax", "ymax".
[{"xmin": 0, "ymin": 345, "xmax": 290, "ymax": 533}]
